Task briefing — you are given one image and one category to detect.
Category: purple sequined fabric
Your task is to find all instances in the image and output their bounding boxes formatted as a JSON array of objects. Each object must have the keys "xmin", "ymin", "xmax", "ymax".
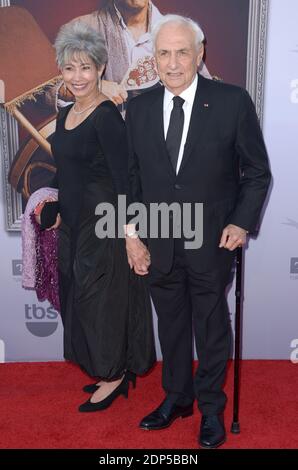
[{"xmin": 30, "ymin": 213, "xmax": 60, "ymax": 312}]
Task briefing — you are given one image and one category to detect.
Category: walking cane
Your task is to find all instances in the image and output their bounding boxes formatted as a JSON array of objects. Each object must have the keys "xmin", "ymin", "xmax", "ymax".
[{"xmin": 231, "ymin": 246, "xmax": 243, "ymax": 434}]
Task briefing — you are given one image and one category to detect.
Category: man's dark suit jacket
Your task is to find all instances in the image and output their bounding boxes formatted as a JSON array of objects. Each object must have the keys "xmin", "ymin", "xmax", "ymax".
[{"xmin": 126, "ymin": 74, "xmax": 271, "ymax": 273}]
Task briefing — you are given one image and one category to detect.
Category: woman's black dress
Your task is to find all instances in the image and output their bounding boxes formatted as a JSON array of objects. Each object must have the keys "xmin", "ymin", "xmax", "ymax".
[{"xmin": 51, "ymin": 101, "xmax": 155, "ymax": 379}]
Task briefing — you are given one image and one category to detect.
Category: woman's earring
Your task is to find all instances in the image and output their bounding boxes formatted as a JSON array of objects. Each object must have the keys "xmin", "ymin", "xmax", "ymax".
[{"xmin": 58, "ymin": 80, "xmax": 68, "ymax": 94}]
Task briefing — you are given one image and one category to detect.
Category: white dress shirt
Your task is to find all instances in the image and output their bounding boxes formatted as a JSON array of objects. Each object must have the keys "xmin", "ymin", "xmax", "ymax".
[{"xmin": 163, "ymin": 74, "xmax": 198, "ymax": 174}]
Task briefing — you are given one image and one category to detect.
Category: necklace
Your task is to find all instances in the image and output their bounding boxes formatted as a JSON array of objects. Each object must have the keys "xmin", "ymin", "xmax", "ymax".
[{"xmin": 72, "ymin": 101, "xmax": 97, "ymax": 115}]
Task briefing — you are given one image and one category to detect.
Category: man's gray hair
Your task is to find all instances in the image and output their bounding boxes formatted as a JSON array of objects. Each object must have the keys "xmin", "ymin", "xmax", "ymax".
[
  {"xmin": 54, "ymin": 20, "xmax": 108, "ymax": 69},
  {"xmin": 151, "ymin": 14, "xmax": 205, "ymax": 52}
]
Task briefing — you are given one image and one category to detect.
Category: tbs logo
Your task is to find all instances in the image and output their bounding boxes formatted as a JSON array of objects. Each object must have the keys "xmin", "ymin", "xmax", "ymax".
[{"xmin": 25, "ymin": 304, "xmax": 59, "ymax": 337}]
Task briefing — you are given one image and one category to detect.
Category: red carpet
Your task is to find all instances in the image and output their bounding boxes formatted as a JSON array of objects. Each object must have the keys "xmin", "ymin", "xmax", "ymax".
[{"xmin": 0, "ymin": 360, "xmax": 297, "ymax": 449}]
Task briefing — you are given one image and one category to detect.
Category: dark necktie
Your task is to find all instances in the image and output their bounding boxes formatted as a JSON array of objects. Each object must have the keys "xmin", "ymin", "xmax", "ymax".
[{"xmin": 166, "ymin": 96, "xmax": 185, "ymax": 172}]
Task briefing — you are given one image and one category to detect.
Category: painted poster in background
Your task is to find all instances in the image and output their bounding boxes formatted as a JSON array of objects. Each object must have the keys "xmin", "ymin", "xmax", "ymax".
[{"xmin": 2, "ymin": 0, "xmax": 296, "ymax": 364}]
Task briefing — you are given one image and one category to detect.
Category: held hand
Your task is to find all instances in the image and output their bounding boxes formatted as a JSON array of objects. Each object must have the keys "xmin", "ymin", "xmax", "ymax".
[
  {"xmin": 101, "ymin": 80, "xmax": 128, "ymax": 105},
  {"xmin": 219, "ymin": 224, "xmax": 247, "ymax": 251},
  {"xmin": 125, "ymin": 237, "xmax": 151, "ymax": 275}
]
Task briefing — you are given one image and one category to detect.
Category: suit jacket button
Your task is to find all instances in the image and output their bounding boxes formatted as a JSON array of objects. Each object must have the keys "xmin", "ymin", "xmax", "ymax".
[{"xmin": 174, "ymin": 184, "xmax": 182, "ymax": 190}]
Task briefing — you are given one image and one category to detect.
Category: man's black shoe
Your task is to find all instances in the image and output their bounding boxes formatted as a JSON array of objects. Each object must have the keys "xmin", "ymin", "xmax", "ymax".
[
  {"xmin": 199, "ymin": 414, "xmax": 226, "ymax": 448},
  {"xmin": 139, "ymin": 397, "xmax": 193, "ymax": 430}
]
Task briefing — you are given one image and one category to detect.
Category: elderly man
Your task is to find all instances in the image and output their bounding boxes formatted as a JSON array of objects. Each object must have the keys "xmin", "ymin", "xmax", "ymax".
[{"xmin": 125, "ymin": 14, "xmax": 271, "ymax": 448}]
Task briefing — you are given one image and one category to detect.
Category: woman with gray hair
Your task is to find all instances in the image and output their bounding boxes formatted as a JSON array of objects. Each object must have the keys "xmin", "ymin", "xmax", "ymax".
[{"xmin": 38, "ymin": 20, "xmax": 155, "ymax": 412}]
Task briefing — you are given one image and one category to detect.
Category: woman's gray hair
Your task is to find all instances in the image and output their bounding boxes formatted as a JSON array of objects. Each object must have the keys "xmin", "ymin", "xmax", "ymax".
[
  {"xmin": 151, "ymin": 14, "xmax": 205, "ymax": 52},
  {"xmin": 54, "ymin": 20, "xmax": 108, "ymax": 69}
]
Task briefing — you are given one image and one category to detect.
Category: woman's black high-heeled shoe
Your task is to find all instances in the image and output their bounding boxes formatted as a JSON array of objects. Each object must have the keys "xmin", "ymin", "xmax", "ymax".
[
  {"xmin": 78, "ymin": 376, "xmax": 129, "ymax": 412},
  {"xmin": 82, "ymin": 371, "xmax": 136, "ymax": 394}
]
